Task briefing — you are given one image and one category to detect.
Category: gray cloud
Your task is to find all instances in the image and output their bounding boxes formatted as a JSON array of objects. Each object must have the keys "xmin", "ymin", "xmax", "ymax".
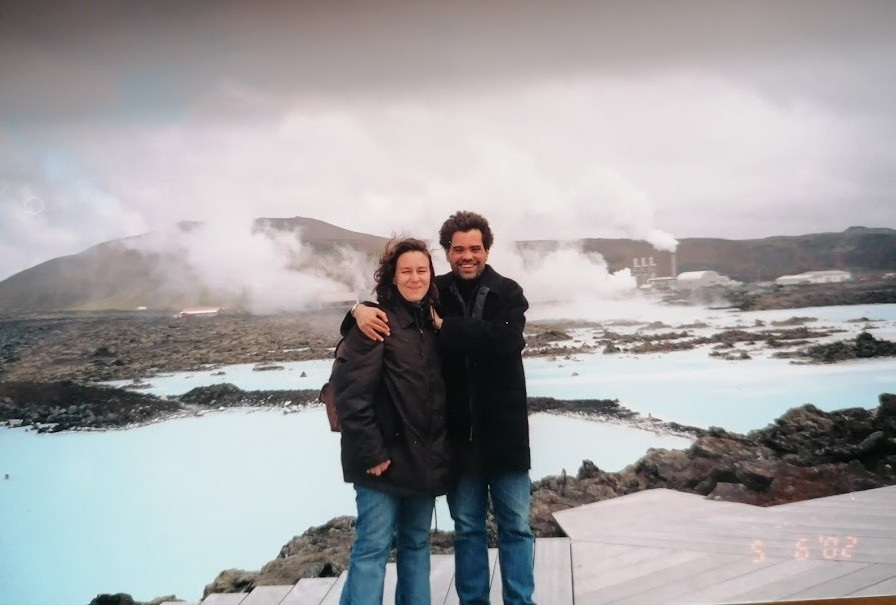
[
  {"xmin": 3, "ymin": 0, "xmax": 896, "ymax": 120},
  {"xmin": 1, "ymin": 0, "xmax": 894, "ymax": 280}
]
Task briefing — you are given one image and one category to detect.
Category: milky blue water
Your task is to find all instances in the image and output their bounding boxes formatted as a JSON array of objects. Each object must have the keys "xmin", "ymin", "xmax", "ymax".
[
  {"xmin": 0, "ymin": 410, "xmax": 688, "ymax": 605},
  {"xmin": 1, "ymin": 410, "xmax": 351, "ymax": 605},
  {"xmin": 526, "ymin": 352, "xmax": 895, "ymax": 432},
  {"xmin": 3, "ymin": 303, "xmax": 895, "ymax": 604},
  {"xmin": 524, "ymin": 303, "xmax": 896, "ymax": 432}
]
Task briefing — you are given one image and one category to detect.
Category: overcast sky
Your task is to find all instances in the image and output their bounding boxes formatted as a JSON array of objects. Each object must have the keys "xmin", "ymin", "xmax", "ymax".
[{"xmin": 1, "ymin": 0, "xmax": 895, "ymax": 281}]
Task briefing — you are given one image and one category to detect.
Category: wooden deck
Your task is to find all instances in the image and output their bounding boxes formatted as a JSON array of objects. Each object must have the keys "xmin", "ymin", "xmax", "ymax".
[
  {"xmin": 182, "ymin": 485, "xmax": 896, "ymax": 604},
  {"xmin": 553, "ymin": 485, "xmax": 896, "ymax": 604}
]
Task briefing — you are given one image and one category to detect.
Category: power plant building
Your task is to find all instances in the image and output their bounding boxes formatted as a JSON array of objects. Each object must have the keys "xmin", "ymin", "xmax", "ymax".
[
  {"xmin": 775, "ymin": 270, "xmax": 853, "ymax": 286},
  {"xmin": 631, "ymin": 256, "xmax": 658, "ymax": 286},
  {"xmin": 675, "ymin": 270, "xmax": 737, "ymax": 289}
]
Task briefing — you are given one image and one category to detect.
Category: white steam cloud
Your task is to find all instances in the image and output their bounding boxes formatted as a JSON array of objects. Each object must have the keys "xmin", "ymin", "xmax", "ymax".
[
  {"xmin": 122, "ymin": 219, "xmax": 370, "ymax": 314},
  {"xmin": 489, "ymin": 242, "xmax": 637, "ymax": 305},
  {"xmin": 113, "ymin": 216, "xmax": 648, "ymax": 316}
]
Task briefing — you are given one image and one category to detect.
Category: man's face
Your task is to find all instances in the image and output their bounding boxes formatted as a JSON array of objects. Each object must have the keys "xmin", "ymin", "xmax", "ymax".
[{"xmin": 446, "ymin": 229, "xmax": 489, "ymax": 280}]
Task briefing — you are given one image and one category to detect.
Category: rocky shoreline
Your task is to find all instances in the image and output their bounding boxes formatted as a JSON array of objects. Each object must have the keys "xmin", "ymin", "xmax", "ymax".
[
  {"xmin": 2, "ymin": 284, "xmax": 894, "ymax": 385},
  {"xmin": 0, "ymin": 380, "xmax": 697, "ymax": 439},
  {"xmin": 0, "ymin": 381, "xmax": 321, "ymax": 432},
  {"xmin": 0, "ymin": 309, "xmax": 346, "ymax": 384},
  {"xmin": 733, "ymin": 281, "xmax": 896, "ymax": 311}
]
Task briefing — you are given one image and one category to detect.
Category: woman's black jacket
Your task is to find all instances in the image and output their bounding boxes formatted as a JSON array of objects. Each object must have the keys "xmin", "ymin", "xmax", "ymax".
[{"xmin": 332, "ymin": 296, "xmax": 453, "ymax": 498}]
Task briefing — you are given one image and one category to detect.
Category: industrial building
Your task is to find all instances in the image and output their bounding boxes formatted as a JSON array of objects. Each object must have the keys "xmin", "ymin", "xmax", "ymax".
[
  {"xmin": 177, "ymin": 307, "xmax": 223, "ymax": 318},
  {"xmin": 774, "ymin": 270, "xmax": 853, "ymax": 286},
  {"xmin": 675, "ymin": 270, "xmax": 738, "ymax": 289}
]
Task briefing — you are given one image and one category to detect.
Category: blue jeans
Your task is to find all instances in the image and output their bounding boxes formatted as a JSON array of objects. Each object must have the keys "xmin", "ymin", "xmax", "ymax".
[
  {"xmin": 447, "ymin": 471, "xmax": 535, "ymax": 605},
  {"xmin": 340, "ymin": 485, "xmax": 435, "ymax": 605}
]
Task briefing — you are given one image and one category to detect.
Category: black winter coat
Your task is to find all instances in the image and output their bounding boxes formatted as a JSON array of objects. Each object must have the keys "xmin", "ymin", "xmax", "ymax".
[
  {"xmin": 332, "ymin": 296, "xmax": 453, "ymax": 497},
  {"xmin": 435, "ymin": 264, "xmax": 531, "ymax": 473}
]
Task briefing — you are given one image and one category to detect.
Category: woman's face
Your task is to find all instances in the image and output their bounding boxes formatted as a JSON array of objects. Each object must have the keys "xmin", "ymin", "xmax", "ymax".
[{"xmin": 393, "ymin": 250, "xmax": 431, "ymax": 303}]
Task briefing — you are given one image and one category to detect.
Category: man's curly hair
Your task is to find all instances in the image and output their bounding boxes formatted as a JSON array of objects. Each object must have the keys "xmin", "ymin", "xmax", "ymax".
[{"xmin": 438, "ymin": 211, "xmax": 494, "ymax": 251}]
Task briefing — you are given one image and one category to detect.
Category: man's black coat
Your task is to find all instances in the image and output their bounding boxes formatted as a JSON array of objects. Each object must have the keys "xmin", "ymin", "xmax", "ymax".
[{"xmin": 435, "ymin": 264, "xmax": 531, "ymax": 474}]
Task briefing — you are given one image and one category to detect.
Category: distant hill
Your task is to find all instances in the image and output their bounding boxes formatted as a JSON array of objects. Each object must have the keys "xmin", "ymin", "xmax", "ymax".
[
  {"xmin": 1, "ymin": 221, "xmax": 894, "ymax": 313},
  {"xmin": 0, "ymin": 217, "xmax": 388, "ymax": 313},
  {"xmin": 531, "ymin": 226, "xmax": 896, "ymax": 283},
  {"xmin": 671, "ymin": 226, "xmax": 896, "ymax": 282}
]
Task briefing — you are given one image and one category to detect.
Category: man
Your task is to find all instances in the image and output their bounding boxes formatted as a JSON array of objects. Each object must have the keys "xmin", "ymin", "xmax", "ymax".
[{"xmin": 351, "ymin": 211, "xmax": 534, "ymax": 604}]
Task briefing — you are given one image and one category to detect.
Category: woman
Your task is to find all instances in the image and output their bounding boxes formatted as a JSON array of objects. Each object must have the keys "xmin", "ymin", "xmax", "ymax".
[{"xmin": 333, "ymin": 238, "xmax": 453, "ymax": 604}]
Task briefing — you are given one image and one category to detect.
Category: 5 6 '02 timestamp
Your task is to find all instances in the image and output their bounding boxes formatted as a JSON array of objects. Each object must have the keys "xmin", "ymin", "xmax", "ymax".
[{"xmin": 751, "ymin": 535, "xmax": 859, "ymax": 562}]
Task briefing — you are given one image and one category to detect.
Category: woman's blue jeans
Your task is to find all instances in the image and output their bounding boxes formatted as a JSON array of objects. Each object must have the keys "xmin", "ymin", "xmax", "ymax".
[
  {"xmin": 340, "ymin": 484, "xmax": 435, "ymax": 605},
  {"xmin": 447, "ymin": 471, "xmax": 535, "ymax": 605}
]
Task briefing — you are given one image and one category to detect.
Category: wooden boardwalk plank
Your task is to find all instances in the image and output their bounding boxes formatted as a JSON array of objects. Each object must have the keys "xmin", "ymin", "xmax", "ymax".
[
  {"xmin": 575, "ymin": 551, "xmax": 712, "ymax": 599},
  {"xmin": 597, "ymin": 552, "xmax": 742, "ymax": 604},
  {"xmin": 568, "ymin": 511, "xmax": 896, "ymax": 542},
  {"xmin": 319, "ymin": 572, "xmax": 347, "ymax": 605},
  {"xmin": 774, "ymin": 486, "xmax": 896, "ymax": 506},
  {"xmin": 280, "ymin": 578, "xmax": 338, "ymax": 604},
  {"xmin": 780, "ymin": 493, "xmax": 896, "ymax": 506},
  {"xmin": 240, "ymin": 585, "xmax": 293, "ymax": 605},
  {"xmin": 555, "ymin": 489, "xmax": 761, "ymax": 541},
  {"xmin": 562, "ymin": 486, "xmax": 896, "ymax": 604},
  {"xmin": 702, "ymin": 509, "xmax": 896, "ymax": 527},
  {"xmin": 532, "ymin": 537, "xmax": 573, "ymax": 605},
  {"xmin": 572, "ymin": 533, "xmax": 784, "ymax": 560},
  {"xmin": 628, "ymin": 511, "xmax": 896, "ymax": 534},
  {"xmin": 606, "ymin": 556, "xmax": 787, "ymax": 604},
  {"xmin": 783, "ymin": 564, "xmax": 896, "ymax": 601},
  {"xmin": 429, "ymin": 554, "xmax": 455, "ymax": 604},
  {"xmin": 740, "ymin": 513, "xmax": 896, "ymax": 530},
  {"xmin": 568, "ymin": 528, "xmax": 896, "ymax": 563},
  {"xmin": 489, "ymin": 548, "xmax": 502, "ymax": 603},
  {"xmin": 681, "ymin": 559, "xmax": 834, "ymax": 603},
  {"xmin": 382, "ymin": 564, "xmax": 397, "ymax": 603},
  {"xmin": 200, "ymin": 595, "xmax": 248, "ymax": 605},
  {"xmin": 572, "ymin": 542, "xmax": 676, "ymax": 596},
  {"xmin": 850, "ymin": 576, "xmax": 896, "ymax": 597},
  {"xmin": 693, "ymin": 516, "xmax": 896, "ymax": 540},
  {"xmin": 786, "ymin": 501, "xmax": 896, "ymax": 515},
  {"xmin": 731, "ymin": 560, "xmax": 867, "ymax": 602},
  {"xmin": 444, "ymin": 549, "xmax": 498, "ymax": 605}
]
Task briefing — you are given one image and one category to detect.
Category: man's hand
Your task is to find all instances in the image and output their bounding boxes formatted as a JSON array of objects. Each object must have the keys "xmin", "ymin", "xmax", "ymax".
[
  {"xmin": 366, "ymin": 460, "xmax": 391, "ymax": 476},
  {"xmin": 354, "ymin": 305, "xmax": 390, "ymax": 341}
]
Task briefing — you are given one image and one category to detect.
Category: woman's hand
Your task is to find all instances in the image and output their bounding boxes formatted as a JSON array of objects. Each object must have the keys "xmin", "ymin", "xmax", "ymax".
[
  {"xmin": 365, "ymin": 460, "xmax": 391, "ymax": 476},
  {"xmin": 353, "ymin": 305, "xmax": 390, "ymax": 341},
  {"xmin": 430, "ymin": 306, "xmax": 443, "ymax": 330}
]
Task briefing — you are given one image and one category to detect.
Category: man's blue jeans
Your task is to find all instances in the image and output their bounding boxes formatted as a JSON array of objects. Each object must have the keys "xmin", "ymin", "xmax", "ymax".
[
  {"xmin": 447, "ymin": 471, "xmax": 535, "ymax": 605},
  {"xmin": 340, "ymin": 484, "xmax": 434, "ymax": 605}
]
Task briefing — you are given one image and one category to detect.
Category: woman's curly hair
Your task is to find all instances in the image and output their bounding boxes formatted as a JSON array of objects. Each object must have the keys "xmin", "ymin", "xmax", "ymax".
[{"xmin": 373, "ymin": 238, "xmax": 439, "ymax": 304}]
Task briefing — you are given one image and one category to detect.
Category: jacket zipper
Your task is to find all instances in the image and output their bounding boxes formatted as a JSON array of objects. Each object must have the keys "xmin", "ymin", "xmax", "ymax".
[{"xmin": 450, "ymin": 282, "xmax": 478, "ymax": 442}]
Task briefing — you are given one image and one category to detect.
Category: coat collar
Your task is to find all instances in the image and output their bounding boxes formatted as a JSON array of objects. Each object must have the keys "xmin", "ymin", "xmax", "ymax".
[{"xmin": 382, "ymin": 296, "xmax": 427, "ymax": 329}]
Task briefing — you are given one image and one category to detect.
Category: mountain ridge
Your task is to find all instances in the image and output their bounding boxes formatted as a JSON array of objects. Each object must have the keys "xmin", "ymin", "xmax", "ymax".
[{"xmin": 1, "ymin": 219, "xmax": 894, "ymax": 313}]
